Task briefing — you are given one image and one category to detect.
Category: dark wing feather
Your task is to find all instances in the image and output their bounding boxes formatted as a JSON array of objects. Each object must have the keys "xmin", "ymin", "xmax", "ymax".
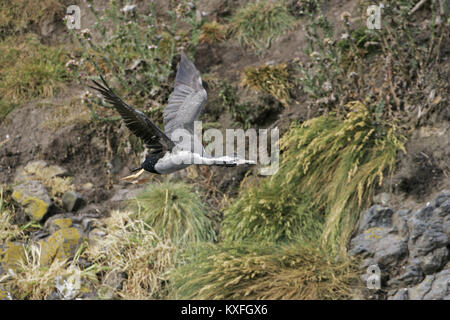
[{"xmin": 89, "ymin": 76, "xmax": 175, "ymax": 154}]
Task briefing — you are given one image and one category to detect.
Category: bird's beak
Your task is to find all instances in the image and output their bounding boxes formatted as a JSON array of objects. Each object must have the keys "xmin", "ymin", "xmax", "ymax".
[{"xmin": 121, "ymin": 169, "xmax": 149, "ymax": 184}]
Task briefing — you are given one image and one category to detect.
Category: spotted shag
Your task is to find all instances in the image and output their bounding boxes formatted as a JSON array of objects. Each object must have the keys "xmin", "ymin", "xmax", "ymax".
[{"xmin": 89, "ymin": 52, "xmax": 255, "ymax": 182}]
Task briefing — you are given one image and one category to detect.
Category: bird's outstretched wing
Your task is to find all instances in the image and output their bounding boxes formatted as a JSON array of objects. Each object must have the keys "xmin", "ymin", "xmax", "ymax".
[
  {"xmin": 89, "ymin": 76, "xmax": 175, "ymax": 154},
  {"xmin": 163, "ymin": 52, "xmax": 207, "ymax": 140}
]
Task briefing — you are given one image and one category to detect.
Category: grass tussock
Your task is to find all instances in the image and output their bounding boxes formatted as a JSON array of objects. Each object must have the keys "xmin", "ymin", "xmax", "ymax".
[
  {"xmin": 84, "ymin": 210, "xmax": 176, "ymax": 299},
  {"xmin": 241, "ymin": 63, "xmax": 293, "ymax": 106},
  {"xmin": 0, "ymin": 34, "xmax": 71, "ymax": 121},
  {"xmin": 222, "ymin": 180, "xmax": 323, "ymax": 243},
  {"xmin": 280, "ymin": 102, "xmax": 406, "ymax": 252},
  {"xmin": 199, "ymin": 21, "xmax": 228, "ymax": 44},
  {"xmin": 229, "ymin": 1, "xmax": 295, "ymax": 55},
  {"xmin": 0, "ymin": 35, "xmax": 70, "ymax": 100},
  {"xmin": 169, "ymin": 241, "xmax": 357, "ymax": 300},
  {"xmin": 223, "ymin": 102, "xmax": 405, "ymax": 253},
  {"xmin": 129, "ymin": 181, "xmax": 216, "ymax": 245}
]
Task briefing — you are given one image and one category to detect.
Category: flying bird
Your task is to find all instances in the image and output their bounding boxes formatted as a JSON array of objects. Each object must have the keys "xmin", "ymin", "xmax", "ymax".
[{"xmin": 89, "ymin": 52, "xmax": 255, "ymax": 183}]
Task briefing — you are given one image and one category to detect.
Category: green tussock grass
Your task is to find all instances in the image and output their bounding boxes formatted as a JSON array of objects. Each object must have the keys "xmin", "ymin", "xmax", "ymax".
[
  {"xmin": 129, "ymin": 181, "xmax": 216, "ymax": 245},
  {"xmin": 280, "ymin": 101, "xmax": 406, "ymax": 252},
  {"xmin": 241, "ymin": 63, "xmax": 293, "ymax": 106},
  {"xmin": 169, "ymin": 241, "xmax": 357, "ymax": 300},
  {"xmin": 223, "ymin": 101, "xmax": 406, "ymax": 254},
  {"xmin": 0, "ymin": 34, "xmax": 71, "ymax": 118},
  {"xmin": 229, "ymin": 1, "xmax": 295, "ymax": 55},
  {"xmin": 222, "ymin": 181, "xmax": 323, "ymax": 243}
]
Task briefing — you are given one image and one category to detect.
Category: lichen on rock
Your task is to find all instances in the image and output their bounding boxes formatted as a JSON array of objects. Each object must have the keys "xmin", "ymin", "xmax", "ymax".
[
  {"xmin": 12, "ymin": 180, "xmax": 52, "ymax": 222},
  {"xmin": 38, "ymin": 227, "xmax": 84, "ymax": 266},
  {"xmin": 0, "ymin": 242, "xmax": 25, "ymax": 269}
]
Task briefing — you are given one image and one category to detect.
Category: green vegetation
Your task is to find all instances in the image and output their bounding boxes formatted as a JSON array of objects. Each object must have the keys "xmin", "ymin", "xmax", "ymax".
[
  {"xmin": 241, "ymin": 63, "xmax": 294, "ymax": 106},
  {"xmin": 129, "ymin": 181, "xmax": 216, "ymax": 245},
  {"xmin": 222, "ymin": 180, "xmax": 322, "ymax": 243},
  {"xmin": 0, "ymin": 0, "xmax": 447, "ymax": 301},
  {"xmin": 229, "ymin": 1, "xmax": 296, "ymax": 55},
  {"xmin": 72, "ymin": 0, "xmax": 177, "ymax": 123},
  {"xmin": 299, "ymin": 0, "xmax": 448, "ymax": 120},
  {"xmin": 223, "ymin": 102, "xmax": 405, "ymax": 253},
  {"xmin": 170, "ymin": 241, "xmax": 357, "ymax": 299},
  {"xmin": 0, "ymin": 34, "xmax": 71, "ymax": 121},
  {"xmin": 280, "ymin": 102, "xmax": 405, "ymax": 252}
]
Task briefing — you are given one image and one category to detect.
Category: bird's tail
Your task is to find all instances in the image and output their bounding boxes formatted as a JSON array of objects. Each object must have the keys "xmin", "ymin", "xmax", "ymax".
[{"xmin": 130, "ymin": 166, "xmax": 143, "ymax": 173}]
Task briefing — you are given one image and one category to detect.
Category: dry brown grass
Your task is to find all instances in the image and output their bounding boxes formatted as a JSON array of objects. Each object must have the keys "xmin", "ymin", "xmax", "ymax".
[
  {"xmin": 1, "ymin": 243, "xmax": 97, "ymax": 300},
  {"xmin": 84, "ymin": 210, "xmax": 176, "ymax": 299}
]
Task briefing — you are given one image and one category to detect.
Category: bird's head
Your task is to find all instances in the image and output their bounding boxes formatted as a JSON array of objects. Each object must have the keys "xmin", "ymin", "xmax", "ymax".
[{"xmin": 120, "ymin": 154, "xmax": 161, "ymax": 184}]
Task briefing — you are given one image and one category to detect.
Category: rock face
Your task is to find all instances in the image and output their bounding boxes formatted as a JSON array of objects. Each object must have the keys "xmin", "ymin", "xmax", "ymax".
[
  {"xmin": 12, "ymin": 180, "xmax": 53, "ymax": 222},
  {"xmin": 350, "ymin": 190, "xmax": 450, "ymax": 300}
]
